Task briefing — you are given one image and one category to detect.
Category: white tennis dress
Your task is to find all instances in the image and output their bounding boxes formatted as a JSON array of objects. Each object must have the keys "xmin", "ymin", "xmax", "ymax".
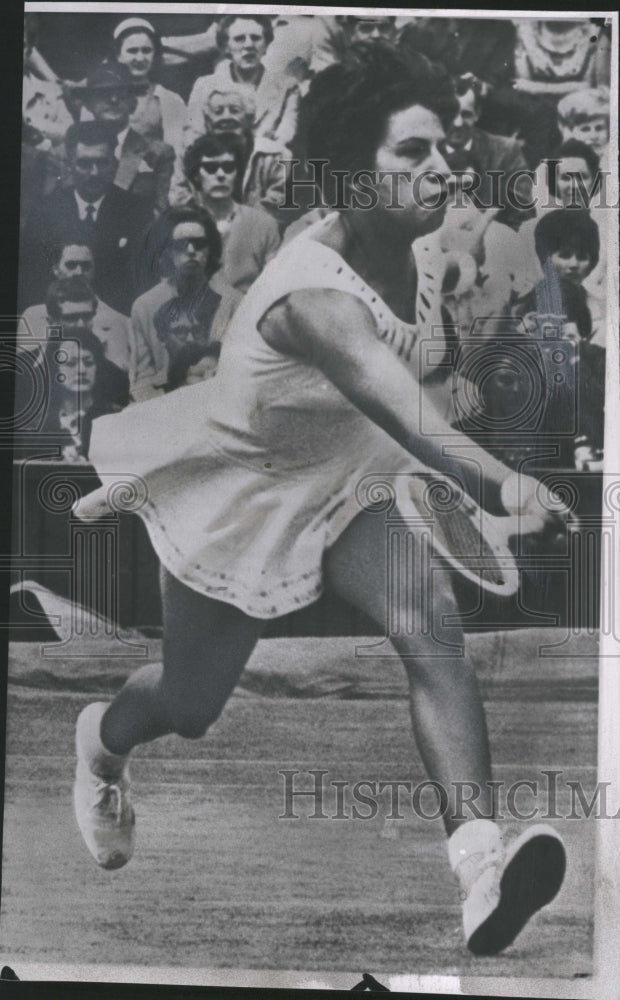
[{"xmin": 90, "ymin": 214, "xmax": 448, "ymax": 618}]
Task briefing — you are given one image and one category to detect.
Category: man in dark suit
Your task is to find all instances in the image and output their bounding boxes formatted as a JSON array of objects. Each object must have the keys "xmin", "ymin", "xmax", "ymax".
[
  {"xmin": 441, "ymin": 76, "xmax": 533, "ymax": 224},
  {"xmin": 76, "ymin": 62, "xmax": 175, "ymax": 215},
  {"xmin": 20, "ymin": 120, "xmax": 154, "ymax": 314}
]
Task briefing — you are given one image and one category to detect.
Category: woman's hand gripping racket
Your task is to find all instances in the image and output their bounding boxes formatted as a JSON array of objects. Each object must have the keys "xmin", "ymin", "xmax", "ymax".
[
  {"xmin": 499, "ymin": 470, "xmax": 577, "ymax": 549},
  {"xmin": 74, "ymin": 469, "xmax": 575, "ymax": 600},
  {"xmin": 402, "ymin": 470, "xmax": 575, "ymax": 597}
]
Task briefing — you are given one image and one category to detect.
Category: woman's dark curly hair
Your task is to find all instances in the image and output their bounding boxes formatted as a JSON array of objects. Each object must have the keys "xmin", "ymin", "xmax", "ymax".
[
  {"xmin": 183, "ymin": 133, "xmax": 245, "ymax": 202},
  {"xmin": 136, "ymin": 206, "xmax": 223, "ymax": 290},
  {"xmin": 298, "ymin": 42, "xmax": 458, "ymax": 203},
  {"xmin": 42, "ymin": 305, "xmax": 108, "ymax": 411},
  {"xmin": 534, "ymin": 208, "xmax": 600, "ymax": 270}
]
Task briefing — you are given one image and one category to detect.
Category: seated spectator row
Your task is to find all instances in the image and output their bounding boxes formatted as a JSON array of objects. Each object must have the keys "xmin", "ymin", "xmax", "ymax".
[{"xmin": 18, "ymin": 12, "xmax": 612, "ymax": 478}]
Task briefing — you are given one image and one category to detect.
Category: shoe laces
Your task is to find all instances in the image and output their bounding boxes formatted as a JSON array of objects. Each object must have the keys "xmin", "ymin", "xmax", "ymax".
[
  {"xmin": 91, "ymin": 777, "xmax": 123, "ymax": 821},
  {"xmin": 455, "ymin": 847, "xmax": 502, "ymax": 903}
]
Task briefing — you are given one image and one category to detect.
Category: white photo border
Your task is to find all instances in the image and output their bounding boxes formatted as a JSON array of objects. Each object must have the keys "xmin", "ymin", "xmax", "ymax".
[{"xmin": 11, "ymin": 4, "xmax": 620, "ymax": 997}]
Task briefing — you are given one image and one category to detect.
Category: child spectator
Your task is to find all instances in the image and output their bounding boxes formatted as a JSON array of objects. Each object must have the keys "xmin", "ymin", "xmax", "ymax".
[
  {"xmin": 153, "ymin": 295, "xmax": 222, "ymax": 392},
  {"xmin": 557, "ymin": 86, "xmax": 610, "ymax": 165},
  {"xmin": 477, "ymin": 19, "xmax": 610, "ymax": 168}
]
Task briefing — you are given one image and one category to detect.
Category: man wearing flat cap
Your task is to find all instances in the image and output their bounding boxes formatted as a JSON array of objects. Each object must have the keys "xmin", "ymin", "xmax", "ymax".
[{"xmin": 77, "ymin": 61, "xmax": 175, "ymax": 214}]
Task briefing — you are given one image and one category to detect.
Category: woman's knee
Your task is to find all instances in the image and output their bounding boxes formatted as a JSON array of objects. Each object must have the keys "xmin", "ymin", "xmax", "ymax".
[
  {"xmin": 393, "ymin": 571, "xmax": 461, "ymax": 641},
  {"xmin": 390, "ymin": 576, "xmax": 465, "ymax": 673},
  {"xmin": 393, "ymin": 631, "xmax": 467, "ymax": 684},
  {"xmin": 164, "ymin": 690, "xmax": 228, "ymax": 740}
]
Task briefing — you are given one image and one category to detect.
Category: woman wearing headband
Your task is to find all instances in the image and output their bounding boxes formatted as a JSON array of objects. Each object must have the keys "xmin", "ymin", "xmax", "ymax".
[{"xmin": 113, "ymin": 16, "xmax": 187, "ymax": 160}]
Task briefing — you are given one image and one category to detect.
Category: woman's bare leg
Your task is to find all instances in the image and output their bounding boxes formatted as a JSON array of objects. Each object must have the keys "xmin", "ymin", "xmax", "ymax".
[
  {"xmin": 74, "ymin": 566, "xmax": 264, "ymax": 868},
  {"xmin": 324, "ymin": 508, "xmax": 493, "ymax": 835},
  {"xmin": 101, "ymin": 567, "xmax": 265, "ymax": 754}
]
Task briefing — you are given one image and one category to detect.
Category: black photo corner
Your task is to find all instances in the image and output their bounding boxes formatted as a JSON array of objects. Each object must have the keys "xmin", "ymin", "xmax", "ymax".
[{"xmin": 0, "ymin": 3, "xmax": 611, "ymax": 1000}]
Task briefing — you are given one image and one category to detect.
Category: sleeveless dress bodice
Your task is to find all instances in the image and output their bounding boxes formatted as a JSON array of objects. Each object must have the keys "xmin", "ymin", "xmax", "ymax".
[{"xmin": 90, "ymin": 213, "xmax": 448, "ymax": 617}]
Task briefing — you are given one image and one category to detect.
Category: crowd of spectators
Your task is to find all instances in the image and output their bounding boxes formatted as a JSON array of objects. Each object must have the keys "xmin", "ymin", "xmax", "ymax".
[{"xmin": 18, "ymin": 13, "xmax": 611, "ymax": 472}]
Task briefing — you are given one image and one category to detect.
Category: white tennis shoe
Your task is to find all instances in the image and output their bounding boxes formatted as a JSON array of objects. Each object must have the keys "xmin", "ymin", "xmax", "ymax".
[
  {"xmin": 74, "ymin": 703, "xmax": 135, "ymax": 870},
  {"xmin": 449, "ymin": 819, "xmax": 566, "ymax": 955}
]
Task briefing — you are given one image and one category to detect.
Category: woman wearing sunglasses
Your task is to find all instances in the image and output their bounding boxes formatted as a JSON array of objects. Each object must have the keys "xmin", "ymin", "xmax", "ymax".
[
  {"xmin": 181, "ymin": 133, "xmax": 280, "ymax": 293},
  {"xmin": 128, "ymin": 205, "xmax": 241, "ymax": 402}
]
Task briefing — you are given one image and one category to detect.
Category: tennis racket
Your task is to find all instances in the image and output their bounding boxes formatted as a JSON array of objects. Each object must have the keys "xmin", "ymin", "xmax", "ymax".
[
  {"xmin": 76, "ymin": 467, "xmax": 570, "ymax": 600},
  {"xmin": 389, "ymin": 471, "xmax": 572, "ymax": 598}
]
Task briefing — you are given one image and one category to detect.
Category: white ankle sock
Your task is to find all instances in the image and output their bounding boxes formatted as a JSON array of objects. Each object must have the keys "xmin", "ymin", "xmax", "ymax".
[
  {"xmin": 78, "ymin": 702, "xmax": 128, "ymax": 778},
  {"xmin": 448, "ymin": 819, "xmax": 503, "ymax": 900}
]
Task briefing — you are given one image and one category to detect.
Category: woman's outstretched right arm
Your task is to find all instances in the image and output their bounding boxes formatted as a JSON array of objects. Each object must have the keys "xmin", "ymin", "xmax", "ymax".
[{"xmin": 258, "ymin": 288, "xmax": 553, "ymax": 522}]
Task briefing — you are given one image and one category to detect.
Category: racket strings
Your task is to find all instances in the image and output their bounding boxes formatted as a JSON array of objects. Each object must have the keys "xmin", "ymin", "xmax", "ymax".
[{"xmin": 431, "ymin": 505, "xmax": 506, "ymax": 586}]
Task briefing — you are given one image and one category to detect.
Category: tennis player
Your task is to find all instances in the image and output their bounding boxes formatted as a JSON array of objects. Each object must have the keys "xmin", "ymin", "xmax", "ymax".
[{"xmin": 73, "ymin": 45, "xmax": 567, "ymax": 956}]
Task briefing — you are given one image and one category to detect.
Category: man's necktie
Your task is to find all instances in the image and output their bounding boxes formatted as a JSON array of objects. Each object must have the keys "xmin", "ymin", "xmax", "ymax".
[{"xmin": 82, "ymin": 204, "xmax": 96, "ymax": 238}]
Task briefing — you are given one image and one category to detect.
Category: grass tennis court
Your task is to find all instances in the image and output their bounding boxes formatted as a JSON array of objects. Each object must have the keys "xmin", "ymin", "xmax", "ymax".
[{"xmin": 1, "ymin": 633, "xmax": 597, "ymax": 985}]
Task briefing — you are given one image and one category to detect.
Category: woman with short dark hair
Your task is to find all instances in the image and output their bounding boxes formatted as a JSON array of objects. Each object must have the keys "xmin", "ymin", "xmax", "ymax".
[
  {"xmin": 75, "ymin": 43, "xmax": 568, "ymax": 956},
  {"xmin": 545, "ymin": 138, "xmax": 601, "ymax": 208},
  {"xmin": 129, "ymin": 205, "xmax": 241, "ymax": 401},
  {"xmin": 181, "ymin": 133, "xmax": 280, "ymax": 292},
  {"xmin": 146, "ymin": 204, "xmax": 223, "ymax": 284}
]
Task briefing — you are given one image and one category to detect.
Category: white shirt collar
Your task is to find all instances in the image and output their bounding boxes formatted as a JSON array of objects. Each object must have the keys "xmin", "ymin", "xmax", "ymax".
[
  {"xmin": 74, "ymin": 190, "xmax": 105, "ymax": 220},
  {"xmin": 445, "ymin": 137, "xmax": 474, "ymax": 156}
]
